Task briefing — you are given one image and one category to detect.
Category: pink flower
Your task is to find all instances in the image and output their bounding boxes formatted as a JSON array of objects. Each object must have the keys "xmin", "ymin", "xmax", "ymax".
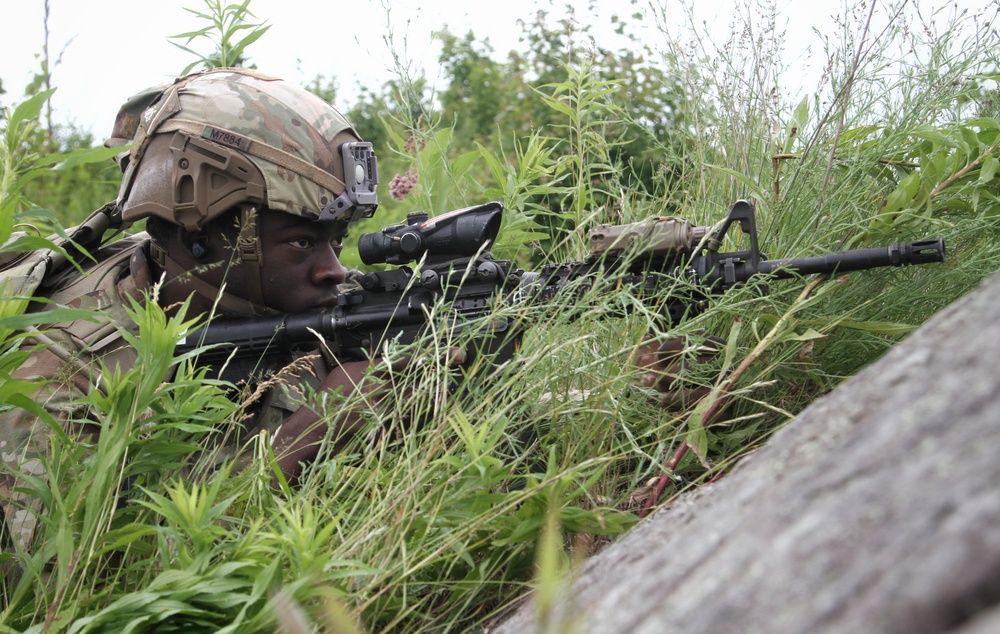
[
  {"xmin": 404, "ymin": 134, "xmax": 427, "ymax": 154},
  {"xmin": 389, "ymin": 169, "xmax": 419, "ymax": 201}
]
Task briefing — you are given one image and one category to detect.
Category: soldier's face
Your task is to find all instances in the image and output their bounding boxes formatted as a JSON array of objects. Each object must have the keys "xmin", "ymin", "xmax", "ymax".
[{"xmin": 255, "ymin": 209, "xmax": 350, "ymax": 313}]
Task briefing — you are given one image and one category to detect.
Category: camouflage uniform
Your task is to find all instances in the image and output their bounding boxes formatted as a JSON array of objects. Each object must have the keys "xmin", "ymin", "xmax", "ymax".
[
  {"xmin": 1, "ymin": 68, "xmax": 376, "ymax": 564},
  {"xmin": 0, "ymin": 234, "xmax": 331, "ymax": 557}
]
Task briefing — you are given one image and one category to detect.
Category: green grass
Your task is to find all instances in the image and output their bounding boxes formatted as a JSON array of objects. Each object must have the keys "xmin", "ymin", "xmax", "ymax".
[{"xmin": 1, "ymin": 0, "xmax": 999, "ymax": 631}]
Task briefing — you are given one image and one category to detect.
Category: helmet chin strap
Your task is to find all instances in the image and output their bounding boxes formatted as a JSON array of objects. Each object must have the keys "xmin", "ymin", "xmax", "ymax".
[
  {"xmin": 235, "ymin": 205, "xmax": 271, "ymax": 313},
  {"xmin": 150, "ymin": 205, "xmax": 279, "ymax": 317}
]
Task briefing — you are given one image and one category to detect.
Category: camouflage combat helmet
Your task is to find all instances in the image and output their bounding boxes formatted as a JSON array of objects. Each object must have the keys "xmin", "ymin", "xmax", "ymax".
[{"xmin": 105, "ymin": 68, "xmax": 379, "ymax": 315}]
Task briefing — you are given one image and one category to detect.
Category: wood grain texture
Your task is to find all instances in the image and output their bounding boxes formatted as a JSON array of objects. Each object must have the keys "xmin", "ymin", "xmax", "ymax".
[{"xmin": 491, "ymin": 272, "xmax": 1000, "ymax": 634}]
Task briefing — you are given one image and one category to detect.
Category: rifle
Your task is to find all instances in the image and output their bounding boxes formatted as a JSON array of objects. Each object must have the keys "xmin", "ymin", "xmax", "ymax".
[{"xmin": 175, "ymin": 200, "xmax": 946, "ymax": 367}]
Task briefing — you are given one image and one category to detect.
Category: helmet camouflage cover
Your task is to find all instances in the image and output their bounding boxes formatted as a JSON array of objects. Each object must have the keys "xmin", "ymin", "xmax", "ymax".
[
  {"xmin": 109, "ymin": 68, "xmax": 378, "ymax": 230},
  {"xmin": 106, "ymin": 68, "xmax": 379, "ymax": 316}
]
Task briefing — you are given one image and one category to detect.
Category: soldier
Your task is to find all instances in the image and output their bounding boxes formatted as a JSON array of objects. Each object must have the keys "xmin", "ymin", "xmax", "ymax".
[
  {"xmin": 0, "ymin": 68, "xmax": 716, "ymax": 591},
  {"xmin": 0, "ymin": 68, "xmax": 384, "ymax": 566}
]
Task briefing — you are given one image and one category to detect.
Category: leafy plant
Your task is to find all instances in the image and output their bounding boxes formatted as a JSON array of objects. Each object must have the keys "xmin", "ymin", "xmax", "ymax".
[
  {"xmin": 169, "ymin": 0, "xmax": 271, "ymax": 73},
  {"xmin": 2, "ymin": 0, "xmax": 1000, "ymax": 632}
]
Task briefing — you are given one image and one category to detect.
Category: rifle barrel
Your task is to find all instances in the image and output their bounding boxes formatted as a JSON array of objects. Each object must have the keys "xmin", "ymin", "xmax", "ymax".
[{"xmin": 753, "ymin": 239, "xmax": 945, "ymax": 280}]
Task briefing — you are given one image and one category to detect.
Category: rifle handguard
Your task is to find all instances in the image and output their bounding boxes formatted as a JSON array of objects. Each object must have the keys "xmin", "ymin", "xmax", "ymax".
[{"xmin": 590, "ymin": 217, "xmax": 710, "ymax": 257}]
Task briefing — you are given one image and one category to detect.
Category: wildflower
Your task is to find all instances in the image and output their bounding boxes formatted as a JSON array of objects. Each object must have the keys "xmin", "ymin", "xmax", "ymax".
[
  {"xmin": 404, "ymin": 134, "xmax": 427, "ymax": 154},
  {"xmin": 389, "ymin": 169, "xmax": 419, "ymax": 201}
]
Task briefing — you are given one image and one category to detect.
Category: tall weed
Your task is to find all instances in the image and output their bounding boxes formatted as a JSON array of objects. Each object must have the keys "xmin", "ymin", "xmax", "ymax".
[{"xmin": 1, "ymin": 0, "xmax": 998, "ymax": 631}]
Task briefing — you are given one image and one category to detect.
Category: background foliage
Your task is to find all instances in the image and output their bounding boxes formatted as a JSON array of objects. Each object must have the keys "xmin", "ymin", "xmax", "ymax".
[{"xmin": 1, "ymin": 0, "xmax": 999, "ymax": 631}]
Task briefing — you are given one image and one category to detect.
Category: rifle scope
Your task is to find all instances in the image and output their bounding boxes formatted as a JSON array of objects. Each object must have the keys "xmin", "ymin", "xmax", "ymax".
[{"xmin": 358, "ymin": 202, "xmax": 503, "ymax": 266}]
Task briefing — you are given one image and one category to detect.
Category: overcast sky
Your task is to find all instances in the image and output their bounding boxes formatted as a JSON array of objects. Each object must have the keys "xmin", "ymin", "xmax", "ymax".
[{"xmin": 1, "ymin": 0, "xmax": 995, "ymax": 142}]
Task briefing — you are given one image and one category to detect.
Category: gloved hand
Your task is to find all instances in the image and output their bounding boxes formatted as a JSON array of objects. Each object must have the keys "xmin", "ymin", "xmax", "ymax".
[
  {"xmin": 371, "ymin": 345, "xmax": 468, "ymax": 428},
  {"xmin": 633, "ymin": 332, "xmax": 726, "ymax": 414},
  {"xmin": 272, "ymin": 346, "xmax": 467, "ymax": 485}
]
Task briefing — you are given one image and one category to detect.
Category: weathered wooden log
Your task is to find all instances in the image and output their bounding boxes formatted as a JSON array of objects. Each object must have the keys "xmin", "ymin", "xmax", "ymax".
[{"xmin": 492, "ymin": 271, "xmax": 1000, "ymax": 634}]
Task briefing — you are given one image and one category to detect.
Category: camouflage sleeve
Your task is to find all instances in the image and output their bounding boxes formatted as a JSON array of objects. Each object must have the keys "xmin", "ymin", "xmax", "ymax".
[
  {"xmin": 0, "ymin": 347, "xmax": 94, "ymax": 555},
  {"xmin": 2, "ymin": 337, "xmax": 336, "ymax": 557}
]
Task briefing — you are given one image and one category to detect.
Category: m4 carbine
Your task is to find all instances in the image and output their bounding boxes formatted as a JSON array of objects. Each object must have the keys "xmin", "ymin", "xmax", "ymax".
[{"xmin": 176, "ymin": 200, "xmax": 945, "ymax": 367}]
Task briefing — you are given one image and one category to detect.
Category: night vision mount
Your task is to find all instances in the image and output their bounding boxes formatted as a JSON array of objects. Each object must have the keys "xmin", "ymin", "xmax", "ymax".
[{"xmin": 319, "ymin": 141, "xmax": 380, "ymax": 223}]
